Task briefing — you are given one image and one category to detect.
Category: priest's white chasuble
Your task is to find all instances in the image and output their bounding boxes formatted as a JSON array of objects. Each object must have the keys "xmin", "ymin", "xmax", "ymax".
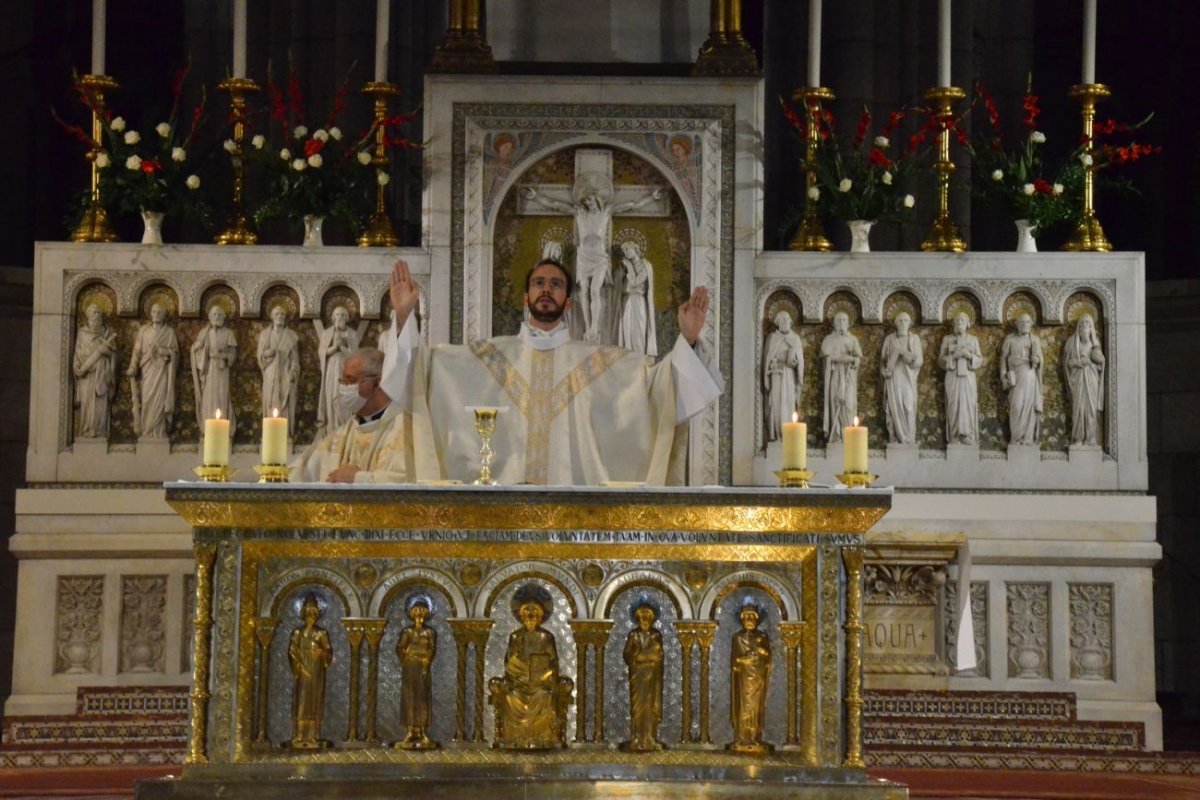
[
  {"xmin": 383, "ymin": 318, "xmax": 722, "ymax": 486},
  {"xmin": 289, "ymin": 403, "xmax": 413, "ymax": 483}
]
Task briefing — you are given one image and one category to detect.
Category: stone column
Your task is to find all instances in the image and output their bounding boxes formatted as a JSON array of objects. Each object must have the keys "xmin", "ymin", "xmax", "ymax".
[
  {"xmin": 430, "ymin": 0, "xmax": 497, "ymax": 73},
  {"xmin": 693, "ymin": 0, "xmax": 759, "ymax": 76}
]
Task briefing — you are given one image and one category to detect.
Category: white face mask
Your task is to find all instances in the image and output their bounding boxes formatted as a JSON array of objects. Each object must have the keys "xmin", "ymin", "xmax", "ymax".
[{"xmin": 336, "ymin": 380, "xmax": 369, "ymax": 417}]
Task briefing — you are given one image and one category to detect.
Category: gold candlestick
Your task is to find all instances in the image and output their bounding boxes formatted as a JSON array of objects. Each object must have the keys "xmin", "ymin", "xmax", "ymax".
[
  {"xmin": 834, "ymin": 471, "xmax": 878, "ymax": 489},
  {"xmin": 70, "ymin": 74, "xmax": 120, "ymax": 243},
  {"xmin": 358, "ymin": 81, "xmax": 401, "ymax": 247},
  {"xmin": 788, "ymin": 87, "xmax": 835, "ymax": 252},
  {"xmin": 774, "ymin": 468, "xmax": 815, "ymax": 488},
  {"xmin": 193, "ymin": 465, "xmax": 237, "ymax": 483},
  {"xmin": 1062, "ymin": 83, "xmax": 1112, "ymax": 252},
  {"xmin": 470, "ymin": 407, "xmax": 500, "ymax": 485},
  {"xmin": 919, "ymin": 86, "xmax": 968, "ymax": 253},
  {"xmin": 215, "ymin": 77, "xmax": 259, "ymax": 245},
  {"xmin": 253, "ymin": 464, "xmax": 289, "ymax": 484}
]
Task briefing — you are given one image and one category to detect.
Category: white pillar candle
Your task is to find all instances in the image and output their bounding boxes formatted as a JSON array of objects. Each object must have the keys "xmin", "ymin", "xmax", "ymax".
[
  {"xmin": 203, "ymin": 409, "xmax": 231, "ymax": 467},
  {"xmin": 782, "ymin": 414, "xmax": 807, "ymax": 470},
  {"xmin": 91, "ymin": 0, "xmax": 106, "ymax": 75},
  {"xmin": 938, "ymin": 0, "xmax": 952, "ymax": 87},
  {"xmin": 374, "ymin": 0, "xmax": 390, "ymax": 82},
  {"xmin": 1082, "ymin": 0, "xmax": 1097, "ymax": 84},
  {"xmin": 261, "ymin": 409, "xmax": 288, "ymax": 465},
  {"xmin": 232, "ymin": 0, "xmax": 247, "ymax": 78},
  {"xmin": 844, "ymin": 416, "xmax": 869, "ymax": 474},
  {"xmin": 807, "ymin": 0, "xmax": 822, "ymax": 87}
]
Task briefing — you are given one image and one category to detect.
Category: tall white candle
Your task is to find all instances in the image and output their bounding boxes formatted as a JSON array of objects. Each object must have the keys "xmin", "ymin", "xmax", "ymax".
[
  {"xmin": 203, "ymin": 409, "xmax": 231, "ymax": 467},
  {"xmin": 374, "ymin": 0, "xmax": 390, "ymax": 82},
  {"xmin": 844, "ymin": 416, "xmax": 869, "ymax": 474},
  {"xmin": 1082, "ymin": 0, "xmax": 1097, "ymax": 84},
  {"xmin": 262, "ymin": 409, "xmax": 288, "ymax": 465},
  {"xmin": 938, "ymin": 0, "xmax": 952, "ymax": 87},
  {"xmin": 807, "ymin": 0, "xmax": 822, "ymax": 87},
  {"xmin": 91, "ymin": 0, "xmax": 106, "ymax": 75},
  {"xmin": 782, "ymin": 414, "xmax": 807, "ymax": 470},
  {"xmin": 232, "ymin": 0, "xmax": 247, "ymax": 78}
]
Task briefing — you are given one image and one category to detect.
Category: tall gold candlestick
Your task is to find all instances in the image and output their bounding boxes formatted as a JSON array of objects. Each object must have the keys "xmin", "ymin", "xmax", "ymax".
[
  {"xmin": 358, "ymin": 81, "xmax": 400, "ymax": 247},
  {"xmin": 70, "ymin": 74, "xmax": 120, "ymax": 243},
  {"xmin": 1062, "ymin": 83, "xmax": 1112, "ymax": 252},
  {"xmin": 215, "ymin": 76, "xmax": 259, "ymax": 245},
  {"xmin": 788, "ymin": 86, "xmax": 835, "ymax": 252},
  {"xmin": 919, "ymin": 85, "xmax": 968, "ymax": 253}
]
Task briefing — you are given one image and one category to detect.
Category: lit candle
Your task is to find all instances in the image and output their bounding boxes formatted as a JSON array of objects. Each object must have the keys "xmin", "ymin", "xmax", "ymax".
[
  {"xmin": 1082, "ymin": 0, "xmax": 1097, "ymax": 84},
  {"xmin": 374, "ymin": 0, "xmax": 390, "ymax": 82},
  {"xmin": 938, "ymin": 0, "xmax": 951, "ymax": 87},
  {"xmin": 807, "ymin": 0, "xmax": 822, "ymax": 87},
  {"xmin": 262, "ymin": 408, "xmax": 288, "ymax": 465},
  {"xmin": 91, "ymin": 0, "xmax": 106, "ymax": 75},
  {"xmin": 232, "ymin": 0, "xmax": 247, "ymax": 78},
  {"xmin": 203, "ymin": 409, "xmax": 231, "ymax": 467},
  {"xmin": 844, "ymin": 415, "xmax": 869, "ymax": 474},
  {"xmin": 782, "ymin": 413, "xmax": 807, "ymax": 470}
]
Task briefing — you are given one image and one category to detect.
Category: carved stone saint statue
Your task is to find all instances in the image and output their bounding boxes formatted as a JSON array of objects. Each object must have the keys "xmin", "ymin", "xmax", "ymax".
[
  {"xmin": 126, "ymin": 303, "xmax": 179, "ymax": 439},
  {"xmin": 286, "ymin": 593, "xmax": 333, "ymax": 749},
  {"xmin": 1000, "ymin": 313, "xmax": 1044, "ymax": 446},
  {"xmin": 314, "ymin": 306, "xmax": 366, "ymax": 436},
  {"xmin": 191, "ymin": 305, "xmax": 237, "ymax": 435},
  {"xmin": 616, "ymin": 240, "xmax": 657, "ymax": 356},
  {"xmin": 820, "ymin": 311, "xmax": 863, "ymax": 443},
  {"xmin": 622, "ymin": 603, "xmax": 665, "ymax": 752},
  {"xmin": 1063, "ymin": 314, "xmax": 1105, "ymax": 447},
  {"xmin": 489, "ymin": 586, "xmax": 572, "ymax": 749},
  {"xmin": 523, "ymin": 179, "xmax": 662, "ymax": 344},
  {"xmin": 763, "ymin": 310, "xmax": 803, "ymax": 443},
  {"xmin": 395, "ymin": 596, "xmax": 438, "ymax": 749},
  {"xmin": 257, "ymin": 305, "xmax": 300, "ymax": 434},
  {"xmin": 728, "ymin": 604, "xmax": 772, "ymax": 754},
  {"xmin": 938, "ymin": 313, "xmax": 984, "ymax": 445},
  {"xmin": 881, "ymin": 312, "xmax": 924, "ymax": 445},
  {"xmin": 73, "ymin": 304, "xmax": 118, "ymax": 439}
]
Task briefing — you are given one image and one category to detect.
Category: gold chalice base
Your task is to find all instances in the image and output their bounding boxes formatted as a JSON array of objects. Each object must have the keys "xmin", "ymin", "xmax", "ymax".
[
  {"xmin": 774, "ymin": 468, "xmax": 815, "ymax": 488},
  {"xmin": 835, "ymin": 472, "xmax": 878, "ymax": 488},
  {"xmin": 254, "ymin": 464, "xmax": 290, "ymax": 484},
  {"xmin": 193, "ymin": 465, "xmax": 236, "ymax": 483}
]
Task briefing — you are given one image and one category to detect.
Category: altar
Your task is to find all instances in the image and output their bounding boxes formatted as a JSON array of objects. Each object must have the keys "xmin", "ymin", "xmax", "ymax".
[{"xmin": 138, "ymin": 483, "xmax": 904, "ymax": 798}]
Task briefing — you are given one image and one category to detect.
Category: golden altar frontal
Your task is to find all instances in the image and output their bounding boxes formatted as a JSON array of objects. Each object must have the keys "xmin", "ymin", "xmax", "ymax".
[{"xmin": 146, "ymin": 484, "xmax": 905, "ymax": 799}]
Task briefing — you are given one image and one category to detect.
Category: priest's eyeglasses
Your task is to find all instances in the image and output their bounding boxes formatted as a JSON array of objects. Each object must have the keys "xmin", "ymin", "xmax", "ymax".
[
  {"xmin": 339, "ymin": 373, "xmax": 379, "ymax": 386},
  {"xmin": 529, "ymin": 276, "xmax": 567, "ymax": 292}
]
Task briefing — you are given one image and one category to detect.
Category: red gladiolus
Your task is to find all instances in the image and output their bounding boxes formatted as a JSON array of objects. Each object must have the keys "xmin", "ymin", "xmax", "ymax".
[
  {"xmin": 141, "ymin": 158, "xmax": 162, "ymax": 175},
  {"xmin": 978, "ymin": 82, "xmax": 1002, "ymax": 138},
  {"xmin": 779, "ymin": 95, "xmax": 802, "ymax": 132},
  {"xmin": 868, "ymin": 147, "xmax": 892, "ymax": 169},
  {"xmin": 304, "ymin": 138, "xmax": 324, "ymax": 157},
  {"xmin": 1022, "ymin": 93, "xmax": 1040, "ymax": 131},
  {"xmin": 854, "ymin": 108, "xmax": 872, "ymax": 149},
  {"xmin": 881, "ymin": 110, "xmax": 906, "ymax": 138}
]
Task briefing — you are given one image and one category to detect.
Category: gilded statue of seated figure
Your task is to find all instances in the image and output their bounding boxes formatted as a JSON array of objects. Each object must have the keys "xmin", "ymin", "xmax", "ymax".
[
  {"xmin": 728, "ymin": 603, "xmax": 773, "ymax": 754},
  {"xmin": 488, "ymin": 588, "xmax": 573, "ymax": 749}
]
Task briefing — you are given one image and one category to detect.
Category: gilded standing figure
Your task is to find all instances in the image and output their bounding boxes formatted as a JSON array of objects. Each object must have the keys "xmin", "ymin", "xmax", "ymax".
[
  {"xmin": 728, "ymin": 604, "xmax": 773, "ymax": 754},
  {"xmin": 286, "ymin": 593, "xmax": 333, "ymax": 749},
  {"xmin": 396, "ymin": 597, "xmax": 438, "ymax": 749},
  {"xmin": 622, "ymin": 603, "xmax": 665, "ymax": 752}
]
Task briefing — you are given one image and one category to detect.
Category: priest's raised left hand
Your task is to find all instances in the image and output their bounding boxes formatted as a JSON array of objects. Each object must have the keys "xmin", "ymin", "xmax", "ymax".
[{"xmin": 678, "ymin": 286, "xmax": 710, "ymax": 346}]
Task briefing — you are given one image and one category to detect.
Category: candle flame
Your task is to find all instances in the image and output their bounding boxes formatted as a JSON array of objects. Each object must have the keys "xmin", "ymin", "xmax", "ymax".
[
  {"xmin": 272, "ymin": 407, "xmax": 279, "ymax": 417},
  {"xmin": 853, "ymin": 415, "xmax": 859, "ymax": 426},
  {"xmin": 792, "ymin": 411, "xmax": 799, "ymax": 423},
  {"xmin": 214, "ymin": 409, "xmax": 222, "ymax": 420}
]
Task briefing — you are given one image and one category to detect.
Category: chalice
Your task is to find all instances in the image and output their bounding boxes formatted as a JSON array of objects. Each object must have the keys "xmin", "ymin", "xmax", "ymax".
[{"xmin": 468, "ymin": 406, "xmax": 505, "ymax": 485}]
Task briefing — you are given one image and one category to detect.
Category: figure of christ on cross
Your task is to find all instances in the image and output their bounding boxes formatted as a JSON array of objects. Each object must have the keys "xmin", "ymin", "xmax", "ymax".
[{"xmin": 382, "ymin": 259, "xmax": 723, "ymax": 486}]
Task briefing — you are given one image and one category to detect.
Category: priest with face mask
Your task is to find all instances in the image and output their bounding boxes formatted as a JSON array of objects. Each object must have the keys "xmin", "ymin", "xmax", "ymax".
[{"xmin": 289, "ymin": 347, "xmax": 413, "ymax": 483}]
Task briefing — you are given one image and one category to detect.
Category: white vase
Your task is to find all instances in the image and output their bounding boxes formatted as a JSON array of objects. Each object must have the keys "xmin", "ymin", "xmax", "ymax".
[
  {"xmin": 848, "ymin": 219, "xmax": 875, "ymax": 253},
  {"xmin": 140, "ymin": 210, "xmax": 164, "ymax": 245},
  {"xmin": 302, "ymin": 214, "xmax": 325, "ymax": 247},
  {"xmin": 1014, "ymin": 218, "xmax": 1038, "ymax": 252}
]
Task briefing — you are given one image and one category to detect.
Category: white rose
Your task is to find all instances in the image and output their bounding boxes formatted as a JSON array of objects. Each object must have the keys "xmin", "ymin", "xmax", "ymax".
[
  {"xmin": 874, "ymin": 135, "xmax": 889, "ymax": 148},
  {"xmin": 125, "ymin": 154, "xmax": 142, "ymax": 171},
  {"xmin": 838, "ymin": 178, "xmax": 853, "ymax": 192},
  {"xmin": 881, "ymin": 171, "xmax": 893, "ymax": 186},
  {"xmin": 1022, "ymin": 183, "xmax": 1036, "ymax": 196},
  {"xmin": 124, "ymin": 131, "xmax": 141, "ymax": 145},
  {"xmin": 223, "ymin": 138, "xmax": 237, "ymax": 153},
  {"xmin": 356, "ymin": 151, "xmax": 372, "ymax": 165},
  {"xmin": 94, "ymin": 152, "xmax": 110, "ymax": 168},
  {"xmin": 171, "ymin": 147, "xmax": 186, "ymax": 162},
  {"xmin": 807, "ymin": 186, "xmax": 820, "ymax": 201},
  {"xmin": 329, "ymin": 126, "xmax": 343, "ymax": 141},
  {"xmin": 292, "ymin": 158, "xmax": 308, "ymax": 171},
  {"xmin": 903, "ymin": 194, "xmax": 915, "ymax": 208},
  {"xmin": 186, "ymin": 174, "xmax": 201, "ymax": 190},
  {"xmin": 1080, "ymin": 153, "xmax": 1093, "ymax": 166},
  {"xmin": 155, "ymin": 122, "xmax": 172, "ymax": 138},
  {"xmin": 1030, "ymin": 130, "xmax": 1046, "ymax": 143},
  {"xmin": 991, "ymin": 169, "xmax": 1004, "ymax": 181},
  {"xmin": 1052, "ymin": 182, "xmax": 1064, "ymax": 196},
  {"xmin": 293, "ymin": 125, "xmax": 308, "ymax": 138},
  {"xmin": 377, "ymin": 171, "xmax": 390, "ymax": 186},
  {"xmin": 251, "ymin": 134, "xmax": 265, "ymax": 150},
  {"xmin": 307, "ymin": 153, "xmax": 323, "ymax": 168},
  {"xmin": 279, "ymin": 147, "xmax": 291, "ymax": 160},
  {"xmin": 110, "ymin": 117, "xmax": 126, "ymax": 132},
  {"xmin": 313, "ymin": 128, "xmax": 329, "ymax": 142}
]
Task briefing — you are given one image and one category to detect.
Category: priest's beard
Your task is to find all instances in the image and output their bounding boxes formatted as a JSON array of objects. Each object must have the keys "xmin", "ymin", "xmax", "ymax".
[{"xmin": 528, "ymin": 296, "xmax": 567, "ymax": 325}]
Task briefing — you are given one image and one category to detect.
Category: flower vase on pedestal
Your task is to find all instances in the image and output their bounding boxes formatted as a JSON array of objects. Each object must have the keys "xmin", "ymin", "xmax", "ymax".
[
  {"xmin": 1014, "ymin": 219, "xmax": 1038, "ymax": 253},
  {"xmin": 140, "ymin": 211, "xmax": 165, "ymax": 245},
  {"xmin": 848, "ymin": 219, "xmax": 875, "ymax": 253},
  {"xmin": 302, "ymin": 215, "xmax": 325, "ymax": 247}
]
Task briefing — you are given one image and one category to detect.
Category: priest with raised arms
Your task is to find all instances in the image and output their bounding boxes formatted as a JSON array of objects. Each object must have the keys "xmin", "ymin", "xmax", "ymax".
[{"xmin": 382, "ymin": 258, "xmax": 723, "ymax": 485}]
